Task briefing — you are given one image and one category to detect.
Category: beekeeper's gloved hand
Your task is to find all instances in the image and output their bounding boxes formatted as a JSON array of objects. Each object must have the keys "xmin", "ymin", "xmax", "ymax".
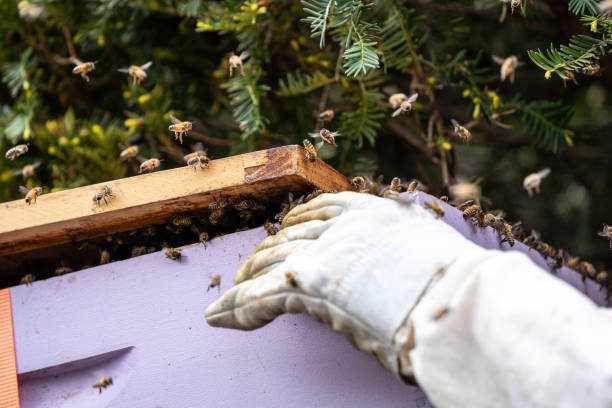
[{"xmin": 205, "ymin": 192, "xmax": 612, "ymax": 408}]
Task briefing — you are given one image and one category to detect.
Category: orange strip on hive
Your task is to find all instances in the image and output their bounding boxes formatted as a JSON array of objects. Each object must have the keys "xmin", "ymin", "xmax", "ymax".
[{"xmin": 0, "ymin": 289, "xmax": 19, "ymax": 408}]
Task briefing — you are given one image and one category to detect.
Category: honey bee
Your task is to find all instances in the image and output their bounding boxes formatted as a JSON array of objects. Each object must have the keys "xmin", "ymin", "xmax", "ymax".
[
  {"xmin": 172, "ymin": 215, "xmax": 192, "ymax": 227},
  {"xmin": 536, "ymin": 242, "xmax": 555, "ymax": 259},
  {"xmin": 306, "ymin": 189, "xmax": 324, "ymax": 201},
  {"xmin": 139, "ymin": 158, "xmax": 161, "ymax": 173},
  {"xmin": 391, "ymin": 93, "xmax": 418, "ymax": 117},
  {"xmin": 596, "ymin": 271, "xmax": 609, "ymax": 285},
  {"xmin": 553, "ymin": 249, "xmax": 566, "ymax": 270},
  {"xmin": 92, "ymin": 185, "xmax": 114, "ymax": 207},
  {"xmin": 285, "ymin": 272, "xmax": 298, "ymax": 288},
  {"xmin": 578, "ymin": 261, "xmax": 597, "ymax": 279},
  {"xmin": 131, "ymin": 246, "xmax": 147, "ymax": 257},
  {"xmin": 119, "ymin": 145, "xmax": 139, "ymax": 161},
  {"xmin": 71, "ymin": 58, "xmax": 96, "ymax": 82},
  {"xmin": 165, "ymin": 247, "xmax": 182, "ymax": 261},
  {"xmin": 100, "ymin": 249, "xmax": 111, "ymax": 265},
  {"xmin": 504, "ymin": 0, "xmax": 523, "ymax": 14},
  {"xmin": 11, "ymin": 163, "xmax": 39, "ymax": 182},
  {"xmin": 523, "ymin": 168, "xmax": 550, "ymax": 197},
  {"xmin": 117, "ymin": 61, "xmax": 153, "ymax": 85},
  {"xmin": 581, "ymin": 63, "xmax": 600, "ymax": 76},
  {"xmin": 351, "ymin": 176, "xmax": 368, "ymax": 193},
  {"xmin": 274, "ymin": 192, "xmax": 304, "ymax": 223},
  {"xmin": 318, "ymin": 109, "xmax": 334, "ymax": 121},
  {"xmin": 456, "ymin": 199, "xmax": 476, "ymax": 211},
  {"xmin": 308, "ymin": 128, "xmax": 341, "ymax": 147},
  {"xmin": 481, "ymin": 213, "xmax": 497, "ymax": 227},
  {"xmin": 492, "ymin": 55, "xmax": 520, "ymax": 84},
  {"xmin": 566, "ymin": 256, "xmax": 580, "ymax": 270},
  {"xmin": 499, "ymin": 221, "xmax": 515, "ymax": 246},
  {"xmin": 239, "ymin": 121, "xmax": 249, "ymax": 132},
  {"xmin": 388, "ymin": 93, "xmax": 409, "ymax": 109},
  {"xmin": 383, "ymin": 177, "xmax": 403, "ymax": 198},
  {"xmin": 199, "ymin": 232, "xmax": 210, "ymax": 247},
  {"xmin": 184, "ymin": 150, "xmax": 209, "ymax": 171},
  {"xmin": 229, "ymin": 51, "xmax": 249, "ymax": 76},
  {"xmin": 598, "ymin": 0, "xmax": 612, "ymax": 15},
  {"xmin": 462, "ymin": 204, "xmax": 482, "ymax": 219},
  {"xmin": 209, "ymin": 198, "xmax": 229, "ymax": 225},
  {"xmin": 5, "ymin": 143, "xmax": 29, "ymax": 160},
  {"xmin": 523, "ymin": 229, "xmax": 542, "ymax": 248},
  {"xmin": 451, "ymin": 119, "xmax": 472, "ymax": 143},
  {"xmin": 168, "ymin": 115, "xmax": 192, "ymax": 144},
  {"xmin": 561, "ymin": 70, "xmax": 578, "ymax": 88},
  {"xmin": 511, "ymin": 221, "xmax": 526, "ymax": 241},
  {"xmin": 92, "ymin": 377, "xmax": 113, "ymax": 394},
  {"xmin": 207, "ymin": 275, "xmax": 221, "ymax": 292},
  {"xmin": 303, "ymin": 139, "xmax": 318, "ymax": 162},
  {"xmin": 20, "ymin": 274, "xmax": 35, "ymax": 286},
  {"xmin": 597, "ymin": 224, "xmax": 612, "ymax": 250},
  {"xmin": 55, "ymin": 266, "xmax": 73, "ymax": 276},
  {"xmin": 424, "ymin": 201, "xmax": 444, "ymax": 217},
  {"xmin": 264, "ymin": 221, "xmax": 278, "ymax": 236},
  {"xmin": 19, "ymin": 186, "xmax": 42, "ymax": 205}
]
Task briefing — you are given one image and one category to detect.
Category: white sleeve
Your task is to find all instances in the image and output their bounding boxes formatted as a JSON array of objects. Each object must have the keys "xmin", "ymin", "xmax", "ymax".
[{"xmin": 405, "ymin": 250, "xmax": 612, "ymax": 408}]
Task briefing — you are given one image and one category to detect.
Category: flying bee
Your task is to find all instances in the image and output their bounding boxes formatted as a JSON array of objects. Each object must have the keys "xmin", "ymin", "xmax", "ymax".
[
  {"xmin": 578, "ymin": 261, "xmax": 597, "ymax": 279},
  {"xmin": 509, "ymin": 0, "xmax": 522, "ymax": 13},
  {"xmin": 596, "ymin": 271, "xmax": 609, "ymax": 285},
  {"xmin": 492, "ymin": 55, "xmax": 520, "ymax": 84},
  {"xmin": 165, "ymin": 247, "xmax": 182, "ymax": 261},
  {"xmin": 118, "ymin": 61, "xmax": 153, "ymax": 86},
  {"xmin": 100, "ymin": 249, "xmax": 110, "ymax": 265},
  {"xmin": 285, "ymin": 272, "xmax": 298, "ymax": 288},
  {"xmin": 199, "ymin": 232, "xmax": 209, "ymax": 247},
  {"xmin": 597, "ymin": 224, "xmax": 612, "ymax": 250},
  {"xmin": 424, "ymin": 201, "xmax": 444, "ymax": 217},
  {"xmin": 523, "ymin": 168, "xmax": 550, "ymax": 197},
  {"xmin": 92, "ymin": 377, "xmax": 113, "ymax": 394},
  {"xmin": 131, "ymin": 246, "xmax": 147, "ymax": 257},
  {"xmin": 13, "ymin": 161, "xmax": 41, "ymax": 179},
  {"xmin": 92, "ymin": 185, "xmax": 114, "ymax": 207},
  {"xmin": 139, "ymin": 158, "xmax": 161, "ymax": 173},
  {"xmin": 318, "ymin": 109, "xmax": 335, "ymax": 122},
  {"xmin": 168, "ymin": 115, "xmax": 192, "ymax": 144},
  {"xmin": 55, "ymin": 266, "xmax": 73, "ymax": 276},
  {"xmin": 581, "ymin": 63, "xmax": 600, "ymax": 76},
  {"xmin": 264, "ymin": 221, "xmax": 278, "ymax": 236},
  {"xmin": 71, "ymin": 58, "xmax": 96, "ymax": 82},
  {"xmin": 598, "ymin": 0, "xmax": 612, "ymax": 15},
  {"xmin": 229, "ymin": 51, "xmax": 249, "ymax": 76},
  {"xmin": 207, "ymin": 275, "xmax": 221, "ymax": 292},
  {"xmin": 19, "ymin": 186, "xmax": 42, "ymax": 205},
  {"xmin": 561, "ymin": 70, "xmax": 578, "ymax": 88},
  {"xmin": 451, "ymin": 119, "xmax": 472, "ymax": 143},
  {"xmin": 391, "ymin": 93, "xmax": 418, "ymax": 117},
  {"xmin": 5, "ymin": 143, "xmax": 29, "ymax": 160},
  {"xmin": 119, "ymin": 145, "xmax": 139, "ymax": 161},
  {"xmin": 388, "ymin": 93, "xmax": 409, "ymax": 109},
  {"xmin": 20, "ymin": 274, "xmax": 35, "ymax": 286},
  {"xmin": 309, "ymin": 128, "xmax": 341, "ymax": 147},
  {"xmin": 303, "ymin": 139, "xmax": 318, "ymax": 162}
]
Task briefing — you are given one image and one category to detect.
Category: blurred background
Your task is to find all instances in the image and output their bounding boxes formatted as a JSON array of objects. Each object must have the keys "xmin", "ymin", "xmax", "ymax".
[{"xmin": 1, "ymin": 0, "xmax": 611, "ymax": 269}]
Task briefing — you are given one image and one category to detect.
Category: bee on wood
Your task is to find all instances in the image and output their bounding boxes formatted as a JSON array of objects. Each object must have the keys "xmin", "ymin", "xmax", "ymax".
[
  {"xmin": 264, "ymin": 221, "xmax": 278, "ymax": 236},
  {"xmin": 19, "ymin": 186, "xmax": 42, "ymax": 205},
  {"xmin": 92, "ymin": 185, "xmax": 114, "ymax": 207},
  {"xmin": 208, "ymin": 198, "xmax": 228, "ymax": 225},
  {"xmin": 71, "ymin": 58, "xmax": 96, "ymax": 82},
  {"xmin": 20, "ymin": 274, "xmax": 35, "ymax": 286},
  {"xmin": 462, "ymin": 204, "xmax": 482, "ymax": 219},
  {"xmin": 391, "ymin": 93, "xmax": 418, "ymax": 117},
  {"xmin": 55, "ymin": 267, "xmax": 73, "ymax": 276},
  {"xmin": 318, "ymin": 109, "xmax": 334, "ymax": 122},
  {"xmin": 13, "ymin": 161, "xmax": 40, "ymax": 179},
  {"xmin": 596, "ymin": 271, "xmax": 609, "ymax": 285},
  {"xmin": 92, "ymin": 377, "xmax": 113, "ymax": 394},
  {"xmin": 581, "ymin": 63, "xmax": 600, "ymax": 76},
  {"xmin": 119, "ymin": 145, "xmax": 139, "ymax": 161},
  {"xmin": 229, "ymin": 51, "xmax": 249, "ymax": 76},
  {"xmin": 597, "ymin": 224, "xmax": 612, "ymax": 250},
  {"xmin": 523, "ymin": 168, "xmax": 550, "ymax": 197},
  {"xmin": 118, "ymin": 61, "xmax": 153, "ymax": 86},
  {"xmin": 285, "ymin": 272, "xmax": 298, "ymax": 288},
  {"xmin": 451, "ymin": 119, "xmax": 472, "ymax": 143},
  {"xmin": 578, "ymin": 261, "xmax": 597, "ymax": 279},
  {"xmin": 492, "ymin": 55, "xmax": 521, "ymax": 84},
  {"xmin": 199, "ymin": 232, "xmax": 210, "ymax": 247},
  {"xmin": 139, "ymin": 158, "xmax": 161, "ymax": 173},
  {"xmin": 424, "ymin": 201, "xmax": 444, "ymax": 217},
  {"xmin": 131, "ymin": 246, "xmax": 147, "ymax": 257},
  {"xmin": 172, "ymin": 215, "xmax": 192, "ymax": 227},
  {"xmin": 536, "ymin": 242, "xmax": 555, "ymax": 259},
  {"xmin": 168, "ymin": 115, "xmax": 192, "ymax": 144},
  {"xmin": 184, "ymin": 150, "xmax": 210, "ymax": 172},
  {"xmin": 207, "ymin": 275, "xmax": 221, "ymax": 292},
  {"xmin": 100, "ymin": 249, "xmax": 111, "ymax": 265},
  {"xmin": 303, "ymin": 139, "xmax": 318, "ymax": 162},
  {"xmin": 308, "ymin": 128, "xmax": 341, "ymax": 147},
  {"xmin": 5, "ymin": 143, "xmax": 29, "ymax": 160},
  {"xmin": 165, "ymin": 247, "xmax": 182, "ymax": 261}
]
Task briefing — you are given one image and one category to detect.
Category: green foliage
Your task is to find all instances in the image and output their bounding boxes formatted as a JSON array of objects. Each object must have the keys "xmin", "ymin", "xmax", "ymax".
[
  {"xmin": 518, "ymin": 100, "xmax": 575, "ymax": 152},
  {"xmin": 568, "ymin": 0, "xmax": 600, "ymax": 15},
  {"xmin": 277, "ymin": 70, "xmax": 335, "ymax": 97}
]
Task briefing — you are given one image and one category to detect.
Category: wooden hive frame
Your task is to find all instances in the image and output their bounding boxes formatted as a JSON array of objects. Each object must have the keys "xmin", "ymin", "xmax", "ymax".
[{"xmin": 0, "ymin": 145, "xmax": 352, "ymax": 258}]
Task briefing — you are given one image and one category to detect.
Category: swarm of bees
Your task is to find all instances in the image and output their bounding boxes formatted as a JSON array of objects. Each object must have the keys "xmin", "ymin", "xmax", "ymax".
[{"xmin": 92, "ymin": 377, "xmax": 113, "ymax": 394}]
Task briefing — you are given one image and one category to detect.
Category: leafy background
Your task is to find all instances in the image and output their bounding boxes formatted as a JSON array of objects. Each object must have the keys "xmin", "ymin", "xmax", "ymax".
[{"xmin": 1, "ymin": 0, "xmax": 611, "ymax": 269}]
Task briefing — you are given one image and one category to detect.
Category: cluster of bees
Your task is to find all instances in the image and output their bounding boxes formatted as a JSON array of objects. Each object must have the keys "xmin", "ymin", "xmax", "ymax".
[{"xmin": 349, "ymin": 175, "xmax": 611, "ymax": 291}]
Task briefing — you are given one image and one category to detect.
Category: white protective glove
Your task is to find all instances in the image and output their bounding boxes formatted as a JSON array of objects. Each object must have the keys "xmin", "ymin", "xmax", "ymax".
[{"xmin": 205, "ymin": 191, "xmax": 485, "ymax": 379}]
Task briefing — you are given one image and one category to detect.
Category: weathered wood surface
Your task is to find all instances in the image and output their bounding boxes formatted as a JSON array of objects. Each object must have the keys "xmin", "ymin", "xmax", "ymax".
[
  {"xmin": 0, "ymin": 145, "xmax": 352, "ymax": 257},
  {"xmin": 11, "ymin": 228, "xmax": 428, "ymax": 408}
]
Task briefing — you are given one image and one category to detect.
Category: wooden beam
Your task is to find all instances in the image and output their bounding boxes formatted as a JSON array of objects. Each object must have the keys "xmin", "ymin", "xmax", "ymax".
[{"xmin": 0, "ymin": 145, "xmax": 351, "ymax": 257}]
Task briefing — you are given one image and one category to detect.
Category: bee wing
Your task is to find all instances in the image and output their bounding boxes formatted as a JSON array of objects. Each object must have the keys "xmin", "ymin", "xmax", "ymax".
[
  {"xmin": 315, "ymin": 141, "xmax": 324, "ymax": 151},
  {"xmin": 117, "ymin": 67, "xmax": 130, "ymax": 74},
  {"xmin": 331, "ymin": 132, "xmax": 342, "ymax": 137},
  {"xmin": 169, "ymin": 114, "xmax": 182, "ymax": 124},
  {"xmin": 31, "ymin": 160, "xmax": 41, "ymax": 170},
  {"xmin": 597, "ymin": 231, "xmax": 610, "ymax": 237},
  {"xmin": 12, "ymin": 169, "xmax": 22, "ymax": 176},
  {"xmin": 451, "ymin": 119, "xmax": 460, "ymax": 128},
  {"xmin": 18, "ymin": 186, "xmax": 30, "ymax": 195},
  {"xmin": 239, "ymin": 51, "xmax": 250, "ymax": 60},
  {"xmin": 492, "ymin": 55, "xmax": 505, "ymax": 65},
  {"xmin": 392, "ymin": 107, "xmax": 403, "ymax": 117},
  {"xmin": 407, "ymin": 93, "xmax": 418, "ymax": 103},
  {"xmin": 308, "ymin": 132, "xmax": 319, "ymax": 139},
  {"xmin": 537, "ymin": 168, "xmax": 551, "ymax": 178},
  {"xmin": 140, "ymin": 61, "xmax": 153, "ymax": 70}
]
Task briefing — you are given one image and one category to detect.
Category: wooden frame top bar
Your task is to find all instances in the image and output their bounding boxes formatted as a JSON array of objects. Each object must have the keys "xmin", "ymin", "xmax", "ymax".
[{"xmin": 0, "ymin": 145, "xmax": 351, "ymax": 257}]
